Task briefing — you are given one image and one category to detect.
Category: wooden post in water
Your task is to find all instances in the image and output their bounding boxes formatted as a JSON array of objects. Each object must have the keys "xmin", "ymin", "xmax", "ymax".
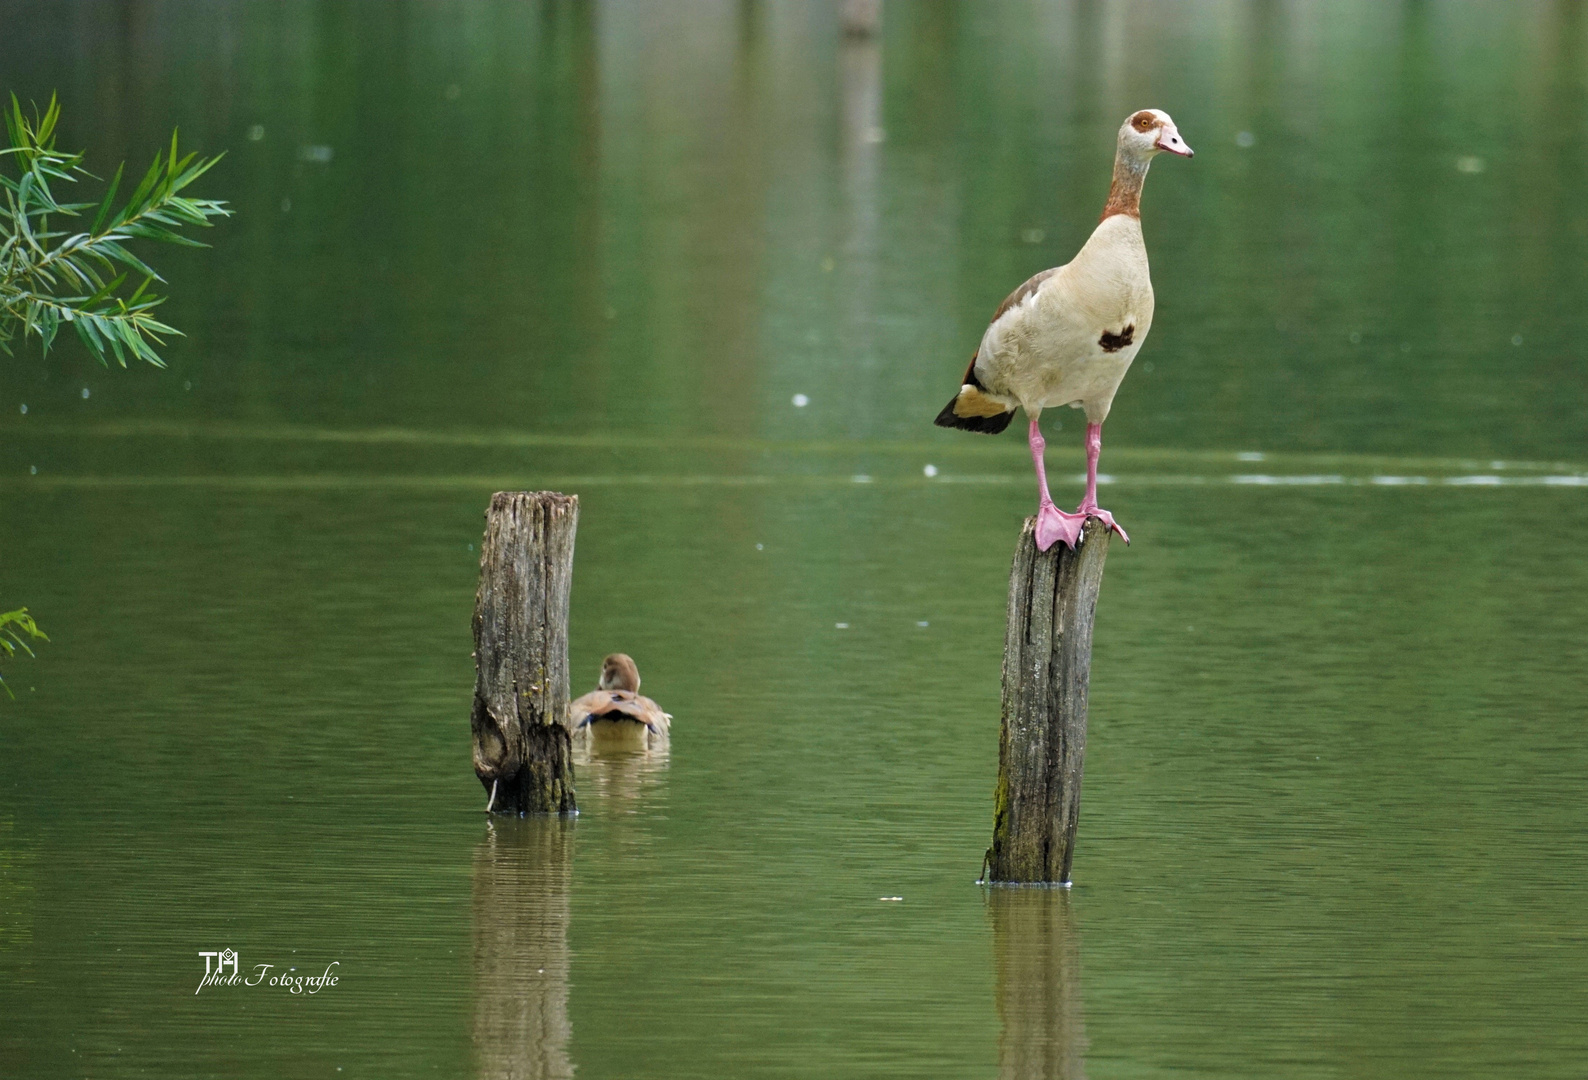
[
  {"xmin": 986, "ymin": 517, "xmax": 1111, "ymax": 884},
  {"xmin": 471, "ymin": 492, "xmax": 579, "ymax": 816}
]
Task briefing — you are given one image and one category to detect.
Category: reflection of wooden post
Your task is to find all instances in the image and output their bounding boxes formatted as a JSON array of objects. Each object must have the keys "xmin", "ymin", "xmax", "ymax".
[
  {"xmin": 471, "ymin": 492, "xmax": 579, "ymax": 815},
  {"xmin": 838, "ymin": 0, "xmax": 882, "ymax": 430},
  {"xmin": 987, "ymin": 518, "xmax": 1110, "ymax": 883},
  {"xmin": 472, "ymin": 818, "xmax": 574, "ymax": 1080},
  {"xmin": 990, "ymin": 888, "xmax": 1088, "ymax": 1079},
  {"xmin": 844, "ymin": 0, "xmax": 882, "ymax": 38},
  {"xmin": 840, "ymin": 0, "xmax": 882, "ymax": 38}
]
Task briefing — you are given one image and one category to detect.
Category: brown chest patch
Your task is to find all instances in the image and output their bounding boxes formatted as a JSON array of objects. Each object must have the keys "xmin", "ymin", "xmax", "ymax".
[{"xmin": 1099, "ymin": 324, "xmax": 1135, "ymax": 352}]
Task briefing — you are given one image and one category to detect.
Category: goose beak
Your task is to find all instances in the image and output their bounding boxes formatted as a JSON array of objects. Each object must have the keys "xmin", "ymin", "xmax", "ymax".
[{"xmin": 1157, "ymin": 128, "xmax": 1194, "ymax": 157}]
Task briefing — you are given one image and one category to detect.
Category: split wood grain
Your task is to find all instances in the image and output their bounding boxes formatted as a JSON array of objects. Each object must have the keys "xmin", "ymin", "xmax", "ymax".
[
  {"xmin": 471, "ymin": 491, "xmax": 579, "ymax": 815},
  {"xmin": 987, "ymin": 517, "xmax": 1111, "ymax": 884}
]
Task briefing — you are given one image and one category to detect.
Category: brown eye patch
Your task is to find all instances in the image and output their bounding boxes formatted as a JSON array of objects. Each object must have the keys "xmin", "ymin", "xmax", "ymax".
[{"xmin": 1130, "ymin": 111, "xmax": 1158, "ymax": 132}]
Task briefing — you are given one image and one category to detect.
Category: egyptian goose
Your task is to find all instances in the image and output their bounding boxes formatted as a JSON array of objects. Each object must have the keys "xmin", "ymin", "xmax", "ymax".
[
  {"xmin": 935, "ymin": 109, "xmax": 1193, "ymax": 550},
  {"xmin": 565, "ymin": 653, "xmax": 671, "ymax": 752}
]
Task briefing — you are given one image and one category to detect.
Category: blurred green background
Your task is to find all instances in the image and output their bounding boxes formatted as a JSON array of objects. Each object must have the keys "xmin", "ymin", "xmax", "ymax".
[{"xmin": 1, "ymin": 2, "xmax": 1586, "ymax": 1078}]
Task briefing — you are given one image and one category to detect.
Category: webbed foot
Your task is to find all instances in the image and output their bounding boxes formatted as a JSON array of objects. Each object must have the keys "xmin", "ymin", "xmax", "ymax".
[
  {"xmin": 1036, "ymin": 502, "xmax": 1086, "ymax": 551},
  {"xmin": 1079, "ymin": 505, "xmax": 1130, "ymax": 545}
]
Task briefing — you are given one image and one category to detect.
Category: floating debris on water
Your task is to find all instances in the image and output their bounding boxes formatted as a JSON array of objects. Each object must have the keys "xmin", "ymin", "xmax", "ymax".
[
  {"xmin": 879, "ymin": 896, "xmax": 903, "ymax": 902},
  {"xmin": 791, "ymin": 393, "xmax": 809, "ymax": 407},
  {"xmin": 297, "ymin": 144, "xmax": 334, "ymax": 163},
  {"xmin": 923, "ymin": 464, "xmax": 938, "ymax": 477},
  {"xmin": 835, "ymin": 623, "xmax": 849, "ymax": 630}
]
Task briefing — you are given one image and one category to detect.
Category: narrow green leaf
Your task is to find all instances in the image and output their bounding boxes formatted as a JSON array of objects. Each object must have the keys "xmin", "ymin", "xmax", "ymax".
[
  {"xmin": 93, "ymin": 239, "xmax": 161, "ymax": 281},
  {"xmin": 4, "ymin": 629, "xmax": 37, "ymax": 659},
  {"xmin": 91, "ymin": 161, "xmax": 124, "ymax": 233},
  {"xmin": 83, "ymin": 271, "xmax": 128, "ymax": 307},
  {"xmin": 95, "ymin": 316, "xmax": 128, "ymax": 366},
  {"xmin": 73, "ymin": 316, "xmax": 105, "ymax": 362},
  {"xmin": 113, "ymin": 154, "xmax": 164, "ymax": 228}
]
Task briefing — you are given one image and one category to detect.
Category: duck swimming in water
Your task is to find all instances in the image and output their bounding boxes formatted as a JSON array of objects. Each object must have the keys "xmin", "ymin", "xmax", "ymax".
[{"xmin": 566, "ymin": 653, "xmax": 671, "ymax": 752}]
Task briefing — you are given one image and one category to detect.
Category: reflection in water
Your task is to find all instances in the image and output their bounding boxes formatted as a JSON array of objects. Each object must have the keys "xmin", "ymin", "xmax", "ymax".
[
  {"xmin": 840, "ymin": 0, "xmax": 883, "ymax": 40},
  {"xmin": 990, "ymin": 889, "xmax": 1087, "ymax": 1080},
  {"xmin": 573, "ymin": 745, "xmax": 671, "ymax": 810},
  {"xmin": 838, "ymin": 3, "xmax": 884, "ymax": 438},
  {"xmin": 472, "ymin": 818, "xmax": 575, "ymax": 1080}
]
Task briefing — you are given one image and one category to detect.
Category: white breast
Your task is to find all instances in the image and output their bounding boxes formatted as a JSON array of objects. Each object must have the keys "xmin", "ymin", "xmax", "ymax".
[{"xmin": 975, "ymin": 215, "xmax": 1154, "ymax": 423}]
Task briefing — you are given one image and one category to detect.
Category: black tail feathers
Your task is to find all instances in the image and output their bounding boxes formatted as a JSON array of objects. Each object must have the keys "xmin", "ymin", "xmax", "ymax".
[{"xmin": 934, "ymin": 393, "xmax": 1016, "ymax": 434}]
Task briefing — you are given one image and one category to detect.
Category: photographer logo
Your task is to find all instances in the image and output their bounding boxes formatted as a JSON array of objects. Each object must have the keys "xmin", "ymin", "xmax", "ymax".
[
  {"xmin": 198, "ymin": 948, "xmax": 238, "ymax": 977},
  {"xmin": 196, "ymin": 949, "xmax": 340, "ymax": 996}
]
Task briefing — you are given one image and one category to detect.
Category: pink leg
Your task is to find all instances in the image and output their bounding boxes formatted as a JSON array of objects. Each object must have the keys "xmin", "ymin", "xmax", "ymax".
[
  {"xmin": 1075, "ymin": 421, "xmax": 1129, "ymax": 544},
  {"xmin": 1030, "ymin": 418, "xmax": 1085, "ymax": 551}
]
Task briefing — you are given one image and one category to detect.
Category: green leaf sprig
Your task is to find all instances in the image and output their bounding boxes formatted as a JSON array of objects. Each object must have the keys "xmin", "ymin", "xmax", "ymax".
[
  {"xmin": 0, "ymin": 93, "xmax": 231, "ymax": 367},
  {"xmin": 0, "ymin": 607, "xmax": 48, "ymax": 698}
]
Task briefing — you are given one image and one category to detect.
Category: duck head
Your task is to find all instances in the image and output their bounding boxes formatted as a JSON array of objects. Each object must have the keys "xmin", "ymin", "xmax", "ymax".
[
  {"xmin": 598, "ymin": 653, "xmax": 642, "ymax": 693},
  {"xmin": 1119, "ymin": 109, "xmax": 1194, "ymax": 160}
]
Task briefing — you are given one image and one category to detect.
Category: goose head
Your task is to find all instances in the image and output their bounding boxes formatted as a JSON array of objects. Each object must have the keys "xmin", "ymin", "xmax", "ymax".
[
  {"xmin": 597, "ymin": 653, "xmax": 642, "ymax": 693},
  {"xmin": 1119, "ymin": 109, "xmax": 1194, "ymax": 161}
]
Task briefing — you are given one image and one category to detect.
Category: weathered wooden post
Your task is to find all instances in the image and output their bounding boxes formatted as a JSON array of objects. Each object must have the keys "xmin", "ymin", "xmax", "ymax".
[
  {"xmin": 986, "ymin": 517, "xmax": 1111, "ymax": 884},
  {"xmin": 471, "ymin": 491, "xmax": 579, "ymax": 815}
]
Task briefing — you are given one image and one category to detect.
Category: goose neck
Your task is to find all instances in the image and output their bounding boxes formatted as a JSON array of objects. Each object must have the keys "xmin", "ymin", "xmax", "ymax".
[{"xmin": 1100, "ymin": 151, "xmax": 1151, "ymax": 221}]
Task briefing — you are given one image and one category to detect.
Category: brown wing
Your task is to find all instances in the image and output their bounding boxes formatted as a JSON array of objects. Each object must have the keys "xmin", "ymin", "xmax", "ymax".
[
  {"xmin": 959, "ymin": 266, "xmax": 1061, "ymax": 391},
  {"xmin": 569, "ymin": 690, "xmax": 668, "ymax": 732},
  {"xmin": 567, "ymin": 689, "xmax": 617, "ymax": 729},
  {"xmin": 988, "ymin": 267, "xmax": 1059, "ymax": 328},
  {"xmin": 934, "ymin": 269, "xmax": 1056, "ymax": 433}
]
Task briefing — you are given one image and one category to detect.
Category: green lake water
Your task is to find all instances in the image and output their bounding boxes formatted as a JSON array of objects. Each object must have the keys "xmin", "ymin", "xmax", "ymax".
[{"xmin": 2, "ymin": 2, "xmax": 1587, "ymax": 1077}]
